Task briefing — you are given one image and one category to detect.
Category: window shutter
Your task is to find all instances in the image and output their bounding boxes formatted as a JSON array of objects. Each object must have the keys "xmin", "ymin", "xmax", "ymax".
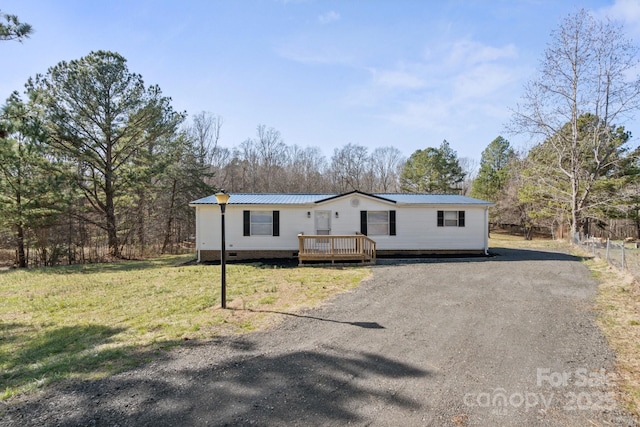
[
  {"xmin": 390, "ymin": 210, "xmax": 396, "ymax": 236},
  {"xmin": 437, "ymin": 210, "xmax": 444, "ymax": 227},
  {"xmin": 360, "ymin": 211, "xmax": 368, "ymax": 235},
  {"xmin": 458, "ymin": 211, "xmax": 465, "ymax": 227},
  {"xmin": 273, "ymin": 210, "xmax": 280, "ymax": 236},
  {"xmin": 243, "ymin": 210, "xmax": 250, "ymax": 236}
]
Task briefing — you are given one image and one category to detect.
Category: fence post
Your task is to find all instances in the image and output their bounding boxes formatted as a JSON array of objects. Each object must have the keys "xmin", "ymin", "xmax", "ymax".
[
  {"xmin": 622, "ymin": 243, "xmax": 626, "ymax": 269},
  {"xmin": 606, "ymin": 238, "xmax": 610, "ymax": 263}
]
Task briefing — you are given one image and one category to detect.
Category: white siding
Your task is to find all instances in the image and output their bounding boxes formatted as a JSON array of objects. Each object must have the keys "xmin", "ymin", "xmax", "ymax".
[
  {"xmin": 196, "ymin": 194, "xmax": 488, "ymax": 252},
  {"xmin": 391, "ymin": 206, "xmax": 487, "ymax": 250}
]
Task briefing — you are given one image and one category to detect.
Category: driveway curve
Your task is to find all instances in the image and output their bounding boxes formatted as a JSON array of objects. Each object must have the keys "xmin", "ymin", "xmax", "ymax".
[{"xmin": 1, "ymin": 248, "xmax": 636, "ymax": 426}]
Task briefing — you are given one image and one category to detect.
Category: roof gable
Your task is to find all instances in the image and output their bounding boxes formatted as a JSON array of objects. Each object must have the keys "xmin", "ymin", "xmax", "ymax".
[{"xmin": 314, "ymin": 190, "xmax": 396, "ymax": 205}]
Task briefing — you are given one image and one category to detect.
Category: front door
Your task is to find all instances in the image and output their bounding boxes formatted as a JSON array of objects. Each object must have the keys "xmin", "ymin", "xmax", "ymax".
[{"xmin": 315, "ymin": 210, "xmax": 331, "ymax": 235}]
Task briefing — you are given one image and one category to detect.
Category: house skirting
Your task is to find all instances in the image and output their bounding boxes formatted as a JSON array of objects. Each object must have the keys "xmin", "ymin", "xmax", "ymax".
[
  {"xmin": 199, "ymin": 249, "xmax": 299, "ymax": 262},
  {"xmin": 199, "ymin": 248, "xmax": 487, "ymax": 262},
  {"xmin": 376, "ymin": 249, "xmax": 487, "ymax": 257}
]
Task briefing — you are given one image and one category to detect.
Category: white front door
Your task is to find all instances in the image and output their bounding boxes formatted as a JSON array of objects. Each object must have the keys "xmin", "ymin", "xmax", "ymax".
[{"xmin": 315, "ymin": 210, "xmax": 331, "ymax": 235}]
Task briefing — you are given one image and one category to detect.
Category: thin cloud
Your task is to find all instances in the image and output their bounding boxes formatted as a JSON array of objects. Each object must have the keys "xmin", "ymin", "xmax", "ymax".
[
  {"xmin": 354, "ymin": 39, "xmax": 520, "ymax": 103},
  {"xmin": 452, "ymin": 63, "xmax": 519, "ymax": 100},
  {"xmin": 369, "ymin": 68, "xmax": 426, "ymax": 89},
  {"xmin": 319, "ymin": 11, "xmax": 341, "ymax": 24},
  {"xmin": 444, "ymin": 40, "xmax": 518, "ymax": 68},
  {"xmin": 598, "ymin": 0, "xmax": 640, "ymax": 36}
]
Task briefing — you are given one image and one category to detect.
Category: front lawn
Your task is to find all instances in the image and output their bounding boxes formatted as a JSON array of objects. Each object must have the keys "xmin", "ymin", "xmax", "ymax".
[{"xmin": 0, "ymin": 255, "xmax": 370, "ymax": 399}]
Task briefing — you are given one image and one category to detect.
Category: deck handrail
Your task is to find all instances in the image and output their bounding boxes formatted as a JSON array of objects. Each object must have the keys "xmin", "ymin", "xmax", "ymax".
[{"xmin": 298, "ymin": 234, "xmax": 376, "ymax": 265}]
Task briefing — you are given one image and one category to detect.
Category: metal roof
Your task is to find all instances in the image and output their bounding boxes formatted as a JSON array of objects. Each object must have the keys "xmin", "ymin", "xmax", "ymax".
[
  {"xmin": 376, "ymin": 194, "xmax": 492, "ymax": 205},
  {"xmin": 190, "ymin": 192, "xmax": 493, "ymax": 206},
  {"xmin": 190, "ymin": 194, "xmax": 330, "ymax": 205}
]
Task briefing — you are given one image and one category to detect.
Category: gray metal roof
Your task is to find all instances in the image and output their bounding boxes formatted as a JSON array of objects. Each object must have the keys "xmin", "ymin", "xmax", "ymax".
[
  {"xmin": 376, "ymin": 194, "xmax": 492, "ymax": 205},
  {"xmin": 190, "ymin": 194, "xmax": 330, "ymax": 205},
  {"xmin": 190, "ymin": 192, "xmax": 493, "ymax": 206}
]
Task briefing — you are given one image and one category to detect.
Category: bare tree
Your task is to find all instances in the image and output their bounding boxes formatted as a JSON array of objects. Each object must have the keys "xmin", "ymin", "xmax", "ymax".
[
  {"xmin": 211, "ymin": 145, "xmax": 232, "ymax": 189},
  {"xmin": 255, "ymin": 125, "xmax": 288, "ymax": 192},
  {"xmin": 285, "ymin": 145, "xmax": 329, "ymax": 193},
  {"xmin": 236, "ymin": 139, "xmax": 259, "ymax": 192},
  {"xmin": 370, "ymin": 146, "xmax": 404, "ymax": 192},
  {"xmin": 189, "ymin": 112, "xmax": 222, "ymax": 164},
  {"xmin": 510, "ymin": 9, "xmax": 640, "ymax": 241},
  {"xmin": 458, "ymin": 156, "xmax": 478, "ymax": 196},
  {"xmin": 329, "ymin": 144, "xmax": 370, "ymax": 192}
]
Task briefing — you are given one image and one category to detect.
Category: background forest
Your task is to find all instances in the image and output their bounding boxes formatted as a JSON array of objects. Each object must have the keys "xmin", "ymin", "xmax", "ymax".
[{"xmin": 1, "ymin": 9, "xmax": 640, "ymax": 267}]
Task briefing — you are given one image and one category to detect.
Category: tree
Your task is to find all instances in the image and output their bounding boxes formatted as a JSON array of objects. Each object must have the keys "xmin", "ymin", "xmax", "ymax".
[
  {"xmin": 329, "ymin": 143, "xmax": 371, "ymax": 192},
  {"xmin": 510, "ymin": 9, "xmax": 640, "ymax": 241},
  {"xmin": 519, "ymin": 114, "xmax": 630, "ymax": 238},
  {"xmin": 255, "ymin": 125, "xmax": 288, "ymax": 192},
  {"xmin": 157, "ymin": 130, "xmax": 215, "ymax": 254},
  {"xmin": 0, "ymin": 10, "xmax": 32, "ymax": 42},
  {"xmin": 370, "ymin": 146, "xmax": 404, "ymax": 192},
  {"xmin": 285, "ymin": 145, "xmax": 329, "ymax": 193},
  {"xmin": 471, "ymin": 136, "xmax": 514, "ymax": 201},
  {"xmin": 155, "ymin": 112, "xmax": 220, "ymax": 253},
  {"xmin": 0, "ymin": 93, "xmax": 67, "ymax": 267},
  {"xmin": 458, "ymin": 157, "xmax": 478, "ymax": 196},
  {"xmin": 188, "ymin": 112, "xmax": 222, "ymax": 167},
  {"xmin": 26, "ymin": 51, "xmax": 183, "ymax": 257},
  {"xmin": 400, "ymin": 140, "xmax": 465, "ymax": 193},
  {"xmin": 590, "ymin": 144, "xmax": 640, "ymax": 238}
]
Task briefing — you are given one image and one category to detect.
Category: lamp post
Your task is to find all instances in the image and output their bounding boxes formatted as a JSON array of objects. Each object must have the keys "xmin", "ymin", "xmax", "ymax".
[{"xmin": 214, "ymin": 191, "xmax": 230, "ymax": 309}]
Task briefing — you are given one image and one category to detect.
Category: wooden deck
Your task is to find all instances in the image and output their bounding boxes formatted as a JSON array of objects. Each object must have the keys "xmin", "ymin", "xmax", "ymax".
[{"xmin": 298, "ymin": 234, "xmax": 376, "ymax": 265}]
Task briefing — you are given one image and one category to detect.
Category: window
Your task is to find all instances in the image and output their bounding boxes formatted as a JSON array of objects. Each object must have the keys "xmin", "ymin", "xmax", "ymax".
[
  {"xmin": 360, "ymin": 210, "xmax": 396, "ymax": 236},
  {"xmin": 243, "ymin": 210, "xmax": 280, "ymax": 236},
  {"xmin": 368, "ymin": 211, "xmax": 389, "ymax": 235},
  {"xmin": 251, "ymin": 211, "xmax": 273, "ymax": 235},
  {"xmin": 437, "ymin": 210, "xmax": 465, "ymax": 227}
]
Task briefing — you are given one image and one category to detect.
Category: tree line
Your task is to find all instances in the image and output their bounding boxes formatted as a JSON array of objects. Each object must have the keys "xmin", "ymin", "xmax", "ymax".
[
  {"xmin": 0, "ymin": 48, "xmax": 475, "ymax": 267},
  {"xmin": 2, "ymin": 8, "xmax": 640, "ymax": 268}
]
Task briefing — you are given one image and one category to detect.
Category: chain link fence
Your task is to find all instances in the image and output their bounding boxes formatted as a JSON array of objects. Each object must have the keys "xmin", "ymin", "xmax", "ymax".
[{"xmin": 579, "ymin": 236, "xmax": 640, "ymax": 282}]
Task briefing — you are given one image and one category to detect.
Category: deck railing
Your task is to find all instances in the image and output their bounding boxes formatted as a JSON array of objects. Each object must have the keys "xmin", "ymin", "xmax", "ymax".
[{"xmin": 298, "ymin": 234, "xmax": 376, "ymax": 265}]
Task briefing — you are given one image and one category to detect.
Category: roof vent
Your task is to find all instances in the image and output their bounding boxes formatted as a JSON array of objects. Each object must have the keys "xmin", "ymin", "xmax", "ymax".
[{"xmin": 350, "ymin": 197, "xmax": 360, "ymax": 207}]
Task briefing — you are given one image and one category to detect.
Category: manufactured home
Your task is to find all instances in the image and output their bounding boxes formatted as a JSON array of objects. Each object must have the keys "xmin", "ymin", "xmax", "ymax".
[{"xmin": 190, "ymin": 191, "xmax": 492, "ymax": 264}]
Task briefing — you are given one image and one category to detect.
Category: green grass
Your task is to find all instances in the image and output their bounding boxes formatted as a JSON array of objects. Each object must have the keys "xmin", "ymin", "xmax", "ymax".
[{"xmin": 0, "ymin": 255, "xmax": 370, "ymax": 399}]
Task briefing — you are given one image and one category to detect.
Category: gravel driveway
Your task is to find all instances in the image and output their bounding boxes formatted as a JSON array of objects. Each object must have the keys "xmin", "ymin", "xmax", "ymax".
[{"xmin": 1, "ymin": 248, "xmax": 637, "ymax": 426}]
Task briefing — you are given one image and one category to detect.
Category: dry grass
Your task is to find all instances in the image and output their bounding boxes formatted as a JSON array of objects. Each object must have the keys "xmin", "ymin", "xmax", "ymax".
[
  {"xmin": 0, "ymin": 255, "xmax": 370, "ymax": 399},
  {"xmin": 590, "ymin": 257, "xmax": 640, "ymax": 418},
  {"xmin": 488, "ymin": 229, "xmax": 568, "ymax": 251}
]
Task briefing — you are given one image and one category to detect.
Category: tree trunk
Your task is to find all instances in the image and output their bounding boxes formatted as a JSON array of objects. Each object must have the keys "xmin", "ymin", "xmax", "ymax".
[
  {"xmin": 137, "ymin": 189, "xmax": 146, "ymax": 257},
  {"xmin": 16, "ymin": 223, "xmax": 26, "ymax": 268},
  {"xmin": 161, "ymin": 179, "xmax": 178, "ymax": 254},
  {"xmin": 570, "ymin": 173, "xmax": 580, "ymax": 243},
  {"xmin": 105, "ymin": 185, "xmax": 119, "ymax": 258},
  {"xmin": 104, "ymin": 140, "xmax": 120, "ymax": 257}
]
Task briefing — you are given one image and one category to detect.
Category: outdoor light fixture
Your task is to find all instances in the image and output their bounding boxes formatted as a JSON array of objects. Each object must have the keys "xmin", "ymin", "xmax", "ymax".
[
  {"xmin": 214, "ymin": 190, "xmax": 230, "ymax": 309},
  {"xmin": 307, "ymin": 211, "xmax": 311, "ymax": 218},
  {"xmin": 335, "ymin": 212, "xmax": 339, "ymax": 218}
]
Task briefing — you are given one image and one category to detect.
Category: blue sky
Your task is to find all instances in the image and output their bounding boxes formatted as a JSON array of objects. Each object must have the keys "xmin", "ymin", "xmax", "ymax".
[{"xmin": 3, "ymin": 0, "xmax": 640, "ymax": 164}]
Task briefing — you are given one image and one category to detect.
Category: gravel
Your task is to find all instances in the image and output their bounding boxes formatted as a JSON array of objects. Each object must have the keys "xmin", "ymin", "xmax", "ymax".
[{"xmin": 1, "ymin": 247, "xmax": 637, "ymax": 426}]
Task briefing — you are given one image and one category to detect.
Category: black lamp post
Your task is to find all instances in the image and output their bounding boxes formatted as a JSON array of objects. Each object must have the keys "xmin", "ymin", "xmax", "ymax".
[{"xmin": 214, "ymin": 191, "xmax": 230, "ymax": 308}]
